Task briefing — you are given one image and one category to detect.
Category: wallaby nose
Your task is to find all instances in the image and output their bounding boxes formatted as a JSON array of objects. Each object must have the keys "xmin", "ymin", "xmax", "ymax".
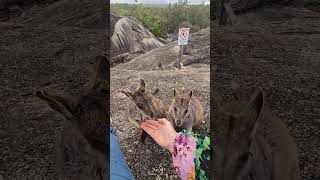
[
  {"xmin": 176, "ymin": 120, "xmax": 182, "ymax": 126},
  {"xmin": 35, "ymin": 90, "xmax": 44, "ymax": 98}
]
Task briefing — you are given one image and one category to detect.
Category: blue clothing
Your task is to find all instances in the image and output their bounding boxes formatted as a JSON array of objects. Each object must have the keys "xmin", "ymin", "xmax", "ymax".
[{"xmin": 110, "ymin": 128, "xmax": 135, "ymax": 180}]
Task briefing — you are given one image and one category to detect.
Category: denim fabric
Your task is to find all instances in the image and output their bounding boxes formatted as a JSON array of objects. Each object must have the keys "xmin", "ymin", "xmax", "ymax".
[{"xmin": 110, "ymin": 128, "xmax": 135, "ymax": 180}]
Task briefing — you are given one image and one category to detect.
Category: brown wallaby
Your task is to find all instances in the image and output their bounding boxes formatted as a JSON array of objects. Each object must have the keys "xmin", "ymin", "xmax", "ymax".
[
  {"xmin": 212, "ymin": 80, "xmax": 300, "ymax": 180},
  {"xmin": 168, "ymin": 88, "xmax": 204, "ymax": 131},
  {"xmin": 36, "ymin": 55, "xmax": 109, "ymax": 180},
  {"xmin": 121, "ymin": 79, "xmax": 166, "ymax": 143}
]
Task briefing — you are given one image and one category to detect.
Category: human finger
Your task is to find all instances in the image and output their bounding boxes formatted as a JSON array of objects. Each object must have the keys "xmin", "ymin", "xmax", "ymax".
[
  {"xmin": 158, "ymin": 118, "xmax": 168, "ymax": 124},
  {"xmin": 141, "ymin": 123, "xmax": 156, "ymax": 137},
  {"xmin": 142, "ymin": 121, "xmax": 159, "ymax": 130},
  {"xmin": 158, "ymin": 118, "xmax": 171, "ymax": 126},
  {"xmin": 144, "ymin": 120, "xmax": 160, "ymax": 127}
]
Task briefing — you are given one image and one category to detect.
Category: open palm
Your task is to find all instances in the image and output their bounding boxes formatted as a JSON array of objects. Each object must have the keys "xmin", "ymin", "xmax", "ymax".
[{"xmin": 141, "ymin": 118, "xmax": 177, "ymax": 153}]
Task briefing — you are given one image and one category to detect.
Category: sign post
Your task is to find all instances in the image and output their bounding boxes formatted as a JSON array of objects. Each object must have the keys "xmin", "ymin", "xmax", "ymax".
[{"xmin": 177, "ymin": 27, "xmax": 190, "ymax": 70}]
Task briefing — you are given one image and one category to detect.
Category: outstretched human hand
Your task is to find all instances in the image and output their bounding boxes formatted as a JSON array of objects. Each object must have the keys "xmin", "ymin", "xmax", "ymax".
[{"xmin": 141, "ymin": 118, "xmax": 177, "ymax": 153}]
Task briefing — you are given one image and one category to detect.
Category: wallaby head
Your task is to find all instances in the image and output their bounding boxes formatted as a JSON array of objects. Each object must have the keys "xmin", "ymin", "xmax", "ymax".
[
  {"xmin": 213, "ymin": 80, "xmax": 264, "ymax": 180},
  {"xmin": 36, "ymin": 55, "xmax": 109, "ymax": 179},
  {"xmin": 121, "ymin": 79, "xmax": 165, "ymax": 142},
  {"xmin": 171, "ymin": 88, "xmax": 194, "ymax": 127},
  {"xmin": 36, "ymin": 55, "xmax": 109, "ymax": 153},
  {"xmin": 121, "ymin": 79, "xmax": 163, "ymax": 120}
]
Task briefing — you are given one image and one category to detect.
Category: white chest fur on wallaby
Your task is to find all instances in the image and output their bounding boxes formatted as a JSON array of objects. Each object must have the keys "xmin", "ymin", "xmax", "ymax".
[{"xmin": 168, "ymin": 88, "xmax": 204, "ymax": 131}]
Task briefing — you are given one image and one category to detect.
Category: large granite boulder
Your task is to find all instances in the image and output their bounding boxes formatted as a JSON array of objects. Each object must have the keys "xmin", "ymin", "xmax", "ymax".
[{"xmin": 110, "ymin": 13, "xmax": 164, "ymax": 57}]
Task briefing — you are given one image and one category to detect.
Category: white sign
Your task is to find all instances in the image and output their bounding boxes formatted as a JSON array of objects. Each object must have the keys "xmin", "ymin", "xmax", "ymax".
[{"xmin": 178, "ymin": 27, "xmax": 190, "ymax": 46}]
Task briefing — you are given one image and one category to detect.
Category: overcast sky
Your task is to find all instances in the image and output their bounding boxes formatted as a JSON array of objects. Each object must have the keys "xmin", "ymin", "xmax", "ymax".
[{"xmin": 110, "ymin": 0, "xmax": 210, "ymax": 5}]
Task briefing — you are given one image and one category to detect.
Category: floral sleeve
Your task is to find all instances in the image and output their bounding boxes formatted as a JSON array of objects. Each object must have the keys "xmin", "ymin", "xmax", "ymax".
[{"xmin": 172, "ymin": 130, "xmax": 211, "ymax": 180}]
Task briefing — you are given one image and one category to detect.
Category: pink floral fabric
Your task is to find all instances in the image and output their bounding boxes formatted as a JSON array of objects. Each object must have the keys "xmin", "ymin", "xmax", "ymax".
[{"xmin": 172, "ymin": 132, "xmax": 197, "ymax": 180}]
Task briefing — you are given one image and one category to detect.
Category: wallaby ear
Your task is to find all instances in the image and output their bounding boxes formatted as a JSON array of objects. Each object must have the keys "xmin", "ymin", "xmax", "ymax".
[
  {"xmin": 138, "ymin": 79, "xmax": 145, "ymax": 92},
  {"xmin": 231, "ymin": 79, "xmax": 241, "ymax": 100},
  {"xmin": 188, "ymin": 90, "xmax": 193, "ymax": 98},
  {"xmin": 91, "ymin": 55, "xmax": 109, "ymax": 95},
  {"xmin": 248, "ymin": 87, "xmax": 264, "ymax": 128},
  {"xmin": 92, "ymin": 55, "xmax": 109, "ymax": 83},
  {"xmin": 91, "ymin": 80, "xmax": 108, "ymax": 97},
  {"xmin": 36, "ymin": 90, "xmax": 74, "ymax": 120},
  {"xmin": 121, "ymin": 90, "xmax": 133, "ymax": 99}
]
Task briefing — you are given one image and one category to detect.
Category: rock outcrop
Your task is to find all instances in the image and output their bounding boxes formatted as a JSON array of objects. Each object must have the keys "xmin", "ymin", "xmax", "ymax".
[
  {"xmin": 110, "ymin": 13, "xmax": 164, "ymax": 57},
  {"xmin": 117, "ymin": 28, "xmax": 209, "ymax": 71}
]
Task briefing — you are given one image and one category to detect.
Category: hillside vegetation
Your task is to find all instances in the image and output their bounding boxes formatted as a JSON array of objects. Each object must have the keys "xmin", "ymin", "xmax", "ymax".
[{"xmin": 111, "ymin": 0, "xmax": 210, "ymax": 38}]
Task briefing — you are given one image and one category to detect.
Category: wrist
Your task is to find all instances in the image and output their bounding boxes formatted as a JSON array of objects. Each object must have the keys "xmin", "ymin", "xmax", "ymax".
[{"xmin": 168, "ymin": 132, "xmax": 177, "ymax": 153}]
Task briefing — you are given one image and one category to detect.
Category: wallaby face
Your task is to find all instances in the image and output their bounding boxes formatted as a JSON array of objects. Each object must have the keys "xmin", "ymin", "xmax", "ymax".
[
  {"xmin": 122, "ymin": 79, "xmax": 165, "ymax": 142},
  {"xmin": 122, "ymin": 80, "xmax": 156, "ymax": 118},
  {"xmin": 213, "ymin": 83, "xmax": 264, "ymax": 180},
  {"xmin": 122, "ymin": 79, "xmax": 165, "ymax": 121},
  {"xmin": 171, "ymin": 89, "xmax": 193, "ymax": 127},
  {"xmin": 36, "ymin": 55, "xmax": 109, "ymax": 179},
  {"xmin": 168, "ymin": 88, "xmax": 204, "ymax": 131}
]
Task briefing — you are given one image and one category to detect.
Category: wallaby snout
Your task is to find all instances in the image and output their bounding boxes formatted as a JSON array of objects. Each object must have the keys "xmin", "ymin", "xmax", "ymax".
[
  {"xmin": 35, "ymin": 90, "xmax": 43, "ymax": 97},
  {"xmin": 175, "ymin": 119, "xmax": 182, "ymax": 126}
]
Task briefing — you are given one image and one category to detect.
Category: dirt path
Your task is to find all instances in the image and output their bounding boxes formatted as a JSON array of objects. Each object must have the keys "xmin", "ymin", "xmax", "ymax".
[{"xmin": 211, "ymin": 5, "xmax": 320, "ymax": 180}]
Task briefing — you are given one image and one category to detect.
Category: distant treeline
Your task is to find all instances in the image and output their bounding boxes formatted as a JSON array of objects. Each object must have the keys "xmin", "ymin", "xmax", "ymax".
[{"xmin": 111, "ymin": 0, "xmax": 210, "ymax": 38}]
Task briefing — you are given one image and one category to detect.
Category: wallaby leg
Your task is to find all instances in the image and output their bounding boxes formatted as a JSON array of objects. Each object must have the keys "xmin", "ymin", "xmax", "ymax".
[
  {"xmin": 98, "ymin": 166, "xmax": 104, "ymax": 180},
  {"xmin": 55, "ymin": 130, "xmax": 65, "ymax": 180},
  {"xmin": 140, "ymin": 130, "xmax": 147, "ymax": 143},
  {"xmin": 78, "ymin": 142, "xmax": 105, "ymax": 180}
]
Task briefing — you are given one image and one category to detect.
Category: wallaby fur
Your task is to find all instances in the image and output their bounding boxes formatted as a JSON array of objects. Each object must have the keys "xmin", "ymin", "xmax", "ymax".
[
  {"xmin": 168, "ymin": 88, "xmax": 204, "ymax": 131},
  {"xmin": 121, "ymin": 79, "xmax": 166, "ymax": 142},
  {"xmin": 36, "ymin": 55, "xmax": 109, "ymax": 180},
  {"xmin": 212, "ymin": 80, "xmax": 300, "ymax": 180}
]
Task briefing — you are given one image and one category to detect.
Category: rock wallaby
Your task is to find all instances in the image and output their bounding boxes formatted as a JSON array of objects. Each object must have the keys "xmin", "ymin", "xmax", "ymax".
[
  {"xmin": 36, "ymin": 55, "xmax": 109, "ymax": 180},
  {"xmin": 212, "ymin": 80, "xmax": 300, "ymax": 180},
  {"xmin": 121, "ymin": 79, "xmax": 166, "ymax": 142},
  {"xmin": 168, "ymin": 88, "xmax": 204, "ymax": 131}
]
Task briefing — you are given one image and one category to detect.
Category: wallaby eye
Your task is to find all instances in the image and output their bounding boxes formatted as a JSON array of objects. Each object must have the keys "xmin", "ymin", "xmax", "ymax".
[
  {"xmin": 137, "ymin": 104, "xmax": 144, "ymax": 110},
  {"xmin": 238, "ymin": 152, "xmax": 251, "ymax": 163},
  {"xmin": 76, "ymin": 104, "xmax": 82, "ymax": 114}
]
